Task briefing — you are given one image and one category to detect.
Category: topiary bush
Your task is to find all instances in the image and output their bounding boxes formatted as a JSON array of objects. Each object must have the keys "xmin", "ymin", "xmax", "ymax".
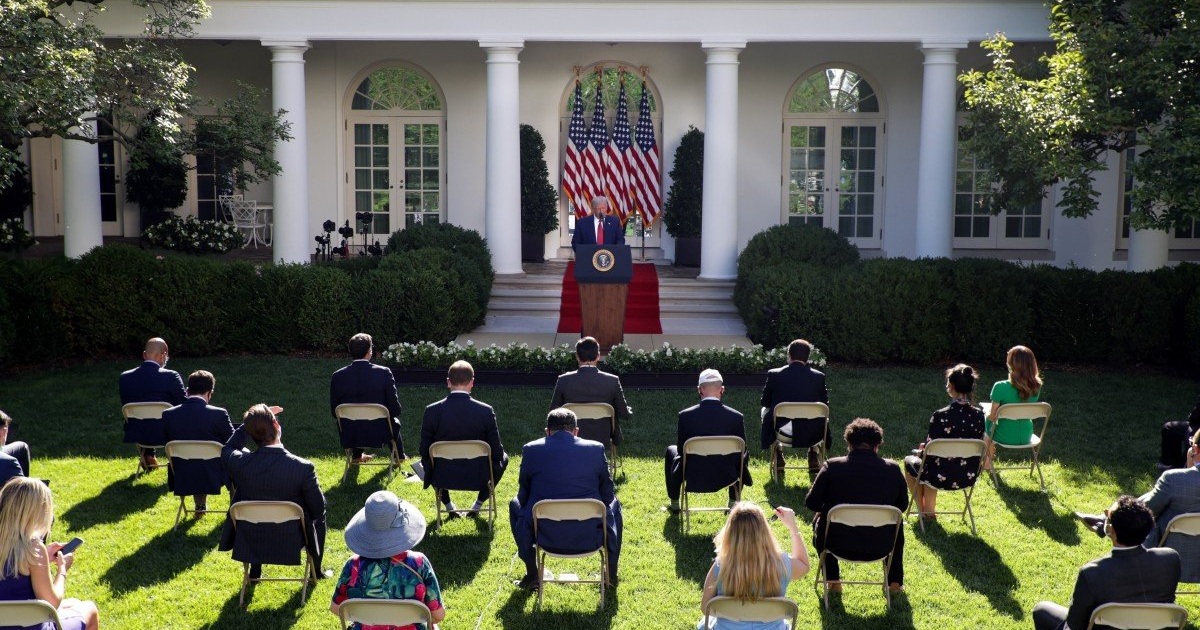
[
  {"xmin": 737, "ymin": 223, "xmax": 860, "ymax": 278},
  {"xmin": 385, "ymin": 222, "xmax": 493, "ymax": 325},
  {"xmin": 940, "ymin": 257, "xmax": 1036, "ymax": 362}
]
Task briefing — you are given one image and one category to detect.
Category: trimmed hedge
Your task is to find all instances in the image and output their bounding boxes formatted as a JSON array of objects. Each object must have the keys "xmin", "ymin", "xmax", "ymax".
[
  {"xmin": 735, "ymin": 247, "xmax": 1200, "ymax": 366},
  {"xmin": 737, "ymin": 224, "xmax": 860, "ymax": 278},
  {"xmin": 0, "ymin": 235, "xmax": 494, "ymax": 365}
]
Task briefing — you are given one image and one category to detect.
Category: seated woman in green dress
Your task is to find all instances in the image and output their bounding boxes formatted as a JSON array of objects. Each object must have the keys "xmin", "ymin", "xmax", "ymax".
[{"xmin": 983, "ymin": 345, "xmax": 1043, "ymax": 470}]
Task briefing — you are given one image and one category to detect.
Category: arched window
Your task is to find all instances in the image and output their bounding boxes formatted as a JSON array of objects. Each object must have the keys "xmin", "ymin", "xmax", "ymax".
[
  {"xmin": 782, "ymin": 66, "xmax": 885, "ymax": 247},
  {"xmin": 345, "ymin": 64, "xmax": 445, "ymax": 237}
]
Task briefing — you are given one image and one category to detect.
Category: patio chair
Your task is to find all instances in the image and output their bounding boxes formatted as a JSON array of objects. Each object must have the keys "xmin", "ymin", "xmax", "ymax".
[
  {"xmin": 561, "ymin": 402, "xmax": 619, "ymax": 475},
  {"xmin": 680, "ymin": 435, "xmax": 746, "ymax": 532},
  {"xmin": 337, "ymin": 599, "xmax": 434, "ymax": 629},
  {"xmin": 987, "ymin": 402, "xmax": 1052, "ymax": 491},
  {"xmin": 907, "ymin": 438, "xmax": 987, "ymax": 534},
  {"xmin": 229, "ymin": 198, "xmax": 267, "ymax": 248},
  {"xmin": 228, "ymin": 500, "xmax": 317, "ymax": 608},
  {"xmin": 703, "ymin": 596, "xmax": 798, "ymax": 629},
  {"xmin": 1085, "ymin": 602, "xmax": 1187, "ymax": 630},
  {"xmin": 769, "ymin": 402, "xmax": 830, "ymax": 482},
  {"xmin": 335, "ymin": 403, "xmax": 401, "ymax": 483},
  {"xmin": 165, "ymin": 440, "xmax": 227, "ymax": 526},
  {"xmin": 532, "ymin": 498, "xmax": 609, "ymax": 608},
  {"xmin": 121, "ymin": 402, "xmax": 172, "ymax": 474},
  {"xmin": 428, "ymin": 439, "xmax": 497, "ymax": 531},
  {"xmin": 815, "ymin": 504, "xmax": 904, "ymax": 610}
]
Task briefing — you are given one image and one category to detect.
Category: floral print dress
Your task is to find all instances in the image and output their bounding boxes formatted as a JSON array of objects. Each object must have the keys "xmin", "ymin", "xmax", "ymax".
[
  {"xmin": 918, "ymin": 401, "xmax": 986, "ymax": 490},
  {"xmin": 332, "ymin": 551, "xmax": 444, "ymax": 630}
]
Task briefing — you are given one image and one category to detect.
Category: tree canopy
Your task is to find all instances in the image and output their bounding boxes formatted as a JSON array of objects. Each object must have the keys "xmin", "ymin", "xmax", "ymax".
[
  {"xmin": 960, "ymin": 0, "xmax": 1200, "ymax": 231},
  {"xmin": 0, "ymin": 0, "xmax": 209, "ymax": 188}
]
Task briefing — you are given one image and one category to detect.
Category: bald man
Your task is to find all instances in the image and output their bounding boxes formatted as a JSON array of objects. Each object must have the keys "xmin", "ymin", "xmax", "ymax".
[{"xmin": 119, "ymin": 337, "xmax": 187, "ymax": 468}]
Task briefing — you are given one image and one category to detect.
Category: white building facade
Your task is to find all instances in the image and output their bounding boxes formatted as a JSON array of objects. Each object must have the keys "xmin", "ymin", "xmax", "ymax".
[{"xmin": 22, "ymin": 0, "xmax": 1193, "ymax": 273}]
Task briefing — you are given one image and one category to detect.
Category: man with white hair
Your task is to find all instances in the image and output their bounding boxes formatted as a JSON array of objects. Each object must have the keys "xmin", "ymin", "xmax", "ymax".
[{"xmin": 571, "ymin": 195, "xmax": 625, "ymax": 251}]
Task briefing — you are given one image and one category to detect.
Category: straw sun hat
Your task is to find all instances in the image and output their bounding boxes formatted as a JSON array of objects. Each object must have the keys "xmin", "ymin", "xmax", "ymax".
[{"xmin": 343, "ymin": 491, "xmax": 427, "ymax": 558}]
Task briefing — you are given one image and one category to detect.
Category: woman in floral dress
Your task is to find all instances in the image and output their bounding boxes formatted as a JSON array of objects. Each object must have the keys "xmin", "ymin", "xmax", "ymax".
[{"xmin": 903, "ymin": 364, "xmax": 986, "ymax": 519}]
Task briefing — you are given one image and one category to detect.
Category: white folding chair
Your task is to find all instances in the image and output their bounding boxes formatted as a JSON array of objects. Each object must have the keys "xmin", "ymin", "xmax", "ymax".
[
  {"xmin": 532, "ymin": 498, "xmax": 609, "ymax": 608},
  {"xmin": 228, "ymin": 500, "xmax": 316, "ymax": 607},
  {"xmin": 0, "ymin": 600, "xmax": 63, "ymax": 630},
  {"xmin": 1085, "ymin": 602, "xmax": 1188, "ymax": 630},
  {"xmin": 165, "ymin": 440, "xmax": 226, "ymax": 526},
  {"xmin": 562, "ymin": 402, "xmax": 619, "ymax": 475},
  {"xmin": 229, "ymin": 198, "xmax": 266, "ymax": 248},
  {"xmin": 703, "ymin": 596, "xmax": 798, "ymax": 629},
  {"xmin": 770, "ymin": 402, "xmax": 830, "ymax": 481},
  {"xmin": 987, "ymin": 402, "xmax": 1052, "ymax": 491},
  {"xmin": 338, "ymin": 598, "xmax": 434, "ymax": 630},
  {"xmin": 121, "ymin": 402, "xmax": 172, "ymax": 474},
  {"xmin": 428, "ymin": 440, "xmax": 496, "ymax": 531},
  {"xmin": 335, "ymin": 403, "xmax": 401, "ymax": 483},
  {"xmin": 680, "ymin": 436, "xmax": 746, "ymax": 532},
  {"xmin": 815, "ymin": 504, "xmax": 904, "ymax": 610},
  {"xmin": 908, "ymin": 438, "xmax": 987, "ymax": 534},
  {"xmin": 1159, "ymin": 513, "xmax": 1200, "ymax": 596}
]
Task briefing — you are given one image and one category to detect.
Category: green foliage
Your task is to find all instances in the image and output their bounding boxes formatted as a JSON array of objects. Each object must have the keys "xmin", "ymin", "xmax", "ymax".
[
  {"xmin": 737, "ymin": 223, "xmax": 860, "ymax": 278},
  {"xmin": 938, "ymin": 258, "xmax": 1036, "ymax": 362},
  {"xmin": 960, "ymin": 1, "xmax": 1200, "ymax": 231},
  {"xmin": 191, "ymin": 81, "xmax": 292, "ymax": 193},
  {"xmin": 662, "ymin": 126, "xmax": 704, "ymax": 238},
  {"xmin": 141, "ymin": 215, "xmax": 244, "ymax": 254},
  {"xmin": 0, "ymin": 218, "xmax": 36, "ymax": 252},
  {"xmin": 125, "ymin": 112, "xmax": 189, "ymax": 226},
  {"xmin": 0, "ymin": 152, "xmax": 32, "ymax": 220},
  {"xmin": 519, "ymin": 124, "xmax": 559, "ymax": 235},
  {"xmin": 362, "ymin": 249, "xmax": 481, "ymax": 345},
  {"xmin": 385, "ymin": 222, "xmax": 493, "ymax": 317}
]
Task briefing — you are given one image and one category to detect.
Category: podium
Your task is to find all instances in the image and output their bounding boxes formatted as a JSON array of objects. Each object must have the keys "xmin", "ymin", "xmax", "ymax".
[{"xmin": 574, "ymin": 244, "xmax": 633, "ymax": 351}]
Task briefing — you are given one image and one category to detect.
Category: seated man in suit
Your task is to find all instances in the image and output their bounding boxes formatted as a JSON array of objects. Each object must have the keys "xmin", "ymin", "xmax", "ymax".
[
  {"xmin": 0, "ymin": 409, "xmax": 30, "ymax": 487},
  {"xmin": 761, "ymin": 338, "xmax": 830, "ymax": 470},
  {"xmin": 1075, "ymin": 429, "xmax": 1200, "ymax": 584},
  {"xmin": 330, "ymin": 332, "xmax": 405, "ymax": 463},
  {"xmin": 419, "ymin": 360, "xmax": 509, "ymax": 516},
  {"xmin": 220, "ymin": 404, "xmax": 330, "ymax": 579},
  {"xmin": 510, "ymin": 408, "xmax": 623, "ymax": 589},
  {"xmin": 119, "ymin": 337, "xmax": 187, "ymax": 469},
  {"xmin": 570, "ymin": 196, "xmax": 625, "ymax": 251},
  {"xmin": 550, "ymin": 336, "xmax": 631, "ymax": 446},
  {"xmin": 664, "ymin": 369, "xmax": 751, "ymax": 513},
  {"xmin": 162, "ymin": 370, "xmax": 235, "ymax": 515},
  {"xmin": 1158, "ymin": 394, "xmax": 1200, "ymax": 472},
  {"xmin": 1035, "ymin": 496, "xmax": 1180, "ymax": 630},
  {"xmin": 805, "ymin": 418, "xmax": 908, "ymax": 593}
]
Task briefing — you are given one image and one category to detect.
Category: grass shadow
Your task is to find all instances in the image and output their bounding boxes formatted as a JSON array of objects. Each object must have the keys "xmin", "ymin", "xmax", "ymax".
[
  {"xmin": 323, "ymin": 467, "xmax": 395, "ymax": 528},
  {"xmin": 419, "ymin": 517, "xmax": 495, "ymax": 588},
  {"xmin": 764, "ymin": 477, "xmax": 813, "ymax": 517},
  {"xmin": 61, "ymin": 473, "xmax": 164, "ymax": 530},
  {"xmin": 496, "ymin": 578, "xmax": 619, "ymax": 629},
  {"xmin": 102, "ymin": 516, "xmax": 221, "ymax": 594},
  {"xmin": 661, "ymin": 513, "xmax": 715, "ymax": 584},
  {"xmin": 817, "ymin": 587, "xmax": 915, "ymax": 629},
  {"xmin": 209, "ymin": 584, "xmax": 305, "ymax": 629},
  {"xmin": 915, "ymin": 520, "xmax": 1023, "ymax": 619},
  {"xmin": 992, "ymin": 477, "xmax": 1081, "ymax": 545}
]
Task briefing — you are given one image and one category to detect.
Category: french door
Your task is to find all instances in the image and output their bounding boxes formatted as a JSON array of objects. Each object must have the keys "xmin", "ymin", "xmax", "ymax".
[
  {"xmin": 347, "ymin": 117, "xmax": 443, "ymax": 237},
  {"xmin": 97, "ymin": 116, "xmax": 124, "ymax": 236},
  {"xmin": 783, "ymin": 120, "xmax": 884, "ymax": 248}
]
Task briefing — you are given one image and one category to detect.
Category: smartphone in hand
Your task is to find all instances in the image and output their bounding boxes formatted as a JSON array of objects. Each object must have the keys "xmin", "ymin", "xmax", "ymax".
[{"xmin": 58, "ymin": 537, "xmax": 84, "ymax": 555}]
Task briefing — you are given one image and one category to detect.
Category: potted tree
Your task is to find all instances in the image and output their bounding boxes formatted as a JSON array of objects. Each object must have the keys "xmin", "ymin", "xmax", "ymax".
[
  {"xmin": 663, "ymin": 126, "xmax": 703, "ymax": 266},
  {"xmin": 519, "ymin": 124, "xmax": 558, "ymax": 262},
  {"xmin": 125, "ymin": 112, "xmax": 188, "ymax": 231}
]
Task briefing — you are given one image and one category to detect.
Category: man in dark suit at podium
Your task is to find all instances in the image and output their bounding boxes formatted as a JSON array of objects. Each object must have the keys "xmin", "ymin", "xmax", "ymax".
[{"xmin": 571, "ymin": 196, "xmax": 625, "ymax": 250}]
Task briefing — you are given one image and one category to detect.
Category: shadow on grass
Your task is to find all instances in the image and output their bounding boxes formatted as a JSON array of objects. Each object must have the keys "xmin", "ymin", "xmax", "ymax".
[
  {"xmin": 817, "ymin": 587, "xmax": 915, "ymax": 629},
  {"xmin": 496, "ymin": 578, "xmax": 619, "ymax": 629},
  {"xmin": 421, "ymin": 517, "xmax": 494, "ymax": 588},
  {"xmin": 210, "ymin": 584, "xmax": 305, "ymax": 629},
  {"xmin": 915, "ymin": 520, "xmax": 1023, "ymax": 619},
  {"xmin": 764, "ymin": 477, "xmax": 814, "ymax": 518},
  {"xmin": 324, "ymin": 466, "xmax": 396, "ymax": 528},
  {"xmin": 992, "ymin": 477, "xmax": 1081, "ymax": 546},
  {"xmin": 102, "ymin": 515, "xmax": 221, "ymax": 594},
  {"xmin": 661, "ymin": 514, "xmax": 715, "ymax": 585},
  {"xmin": 61, "ymin": 473, "xmax": 164, "ymax": 530}
]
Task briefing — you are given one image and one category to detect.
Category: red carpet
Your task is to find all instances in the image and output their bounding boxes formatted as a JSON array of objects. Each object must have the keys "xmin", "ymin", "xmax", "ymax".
[{"xmin": 557, "ymin": 262, "xmax": 663, "ymax": 334}]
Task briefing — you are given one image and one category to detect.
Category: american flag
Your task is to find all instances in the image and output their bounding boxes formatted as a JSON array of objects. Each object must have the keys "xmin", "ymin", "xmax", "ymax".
[
  {"xmin": 562, "ymin": 80, "xmax": 588, "ymax": 218},
  {"xmin": 629, "ymin": 81, "xmax": 662, "ymax": 224},
  {"xmin": 604, "ymin": 82, "xmax": 633, "ymax": 224},
  {"xmin": 581, "ymin": 80, "xmax": 608, "ymax": 218}
]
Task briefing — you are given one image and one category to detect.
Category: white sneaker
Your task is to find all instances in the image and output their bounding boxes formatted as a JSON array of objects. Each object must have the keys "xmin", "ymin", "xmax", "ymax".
[{"xmin": 468, "ymin": 500, "xmax": 484, "ymax": 516}]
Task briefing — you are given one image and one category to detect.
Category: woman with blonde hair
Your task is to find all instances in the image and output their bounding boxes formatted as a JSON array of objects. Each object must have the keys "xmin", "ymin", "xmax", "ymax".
[
  {"xmin": 983, "ymin": 345, "xmax": 1044, "ymax": 470},
  {"xmin": 0, "ymin": 478, "xmax": 99, "ymax": 630},
  {"xmin": 699, "ymin": 502, "xmax": 809, "ymax": 629}
]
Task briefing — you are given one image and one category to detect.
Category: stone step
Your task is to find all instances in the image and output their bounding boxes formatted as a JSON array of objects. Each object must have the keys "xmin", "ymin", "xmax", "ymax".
[
  {"xmin": 490, "ymin": 287, "xmax": 562, "ymax": 299},
  {"xmin": 659, "ymin": 303, "xmax": 740, "ymax": 315},
  {"xmin": 487, "ymin": 299, "xmax": 561, "ymax": 312}
]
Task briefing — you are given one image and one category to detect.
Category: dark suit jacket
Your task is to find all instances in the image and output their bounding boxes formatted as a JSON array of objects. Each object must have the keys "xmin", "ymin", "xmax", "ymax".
[
  {"xmin": 805, "ymin": 448, "xmax": 908, "ymax": 559},
  {"xmin": 516, "ymin": 431, "xmax": 616, "ymax": 552},
  {"xmin": 1064, "ymin": 546, "xmax": 1180, "ymax": 630},
  {"xmin": 551, "ymin": 367, "xmax": 631, "ymax": 442},
  {"xmin": 119, "ymin": 361, "xmax": 187, "ymax": 406},
  {"xmin": 0, "ymin": 451, "xmax": 23, "ymax": 488},
  {"xmin": 219, "ymin": 426, "xmax": 326, "ymax": 565},
  {"xmin": 330, "ymin": 360, "xmax": 403, "ymax": 420},
  {"xmin": 419, "ymin": 391, "xmax": 507, "ymax": 490},
  {"xmin": 163, "ymin": 397, "xmax": 235, "ymax": 494},
  {"xmin": 760, "ymin": 362, "xmax": 829, "ymax": 449},
  {"xmin": 677, "ymin": 399, "xmax": 751, "ymax": 490},
  {"xmin": 571, "ymin": 214, "xmax": 625, "ymax": 248}
]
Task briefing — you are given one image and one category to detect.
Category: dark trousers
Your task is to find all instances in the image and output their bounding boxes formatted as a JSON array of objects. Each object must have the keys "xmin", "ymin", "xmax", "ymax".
[
  {"xmin": 438, "ymin": 454, "xmax": 509, "ymax": 505},
  {"xmin": 1031, "ymin": 601, "xmax": 1068, "ymax": 630},
  {"xmin": 663, "ymin": 445, "xmax": 739, "ymax": 502},
  {"xmin": 352, "ymin": 419, "xmax": 404, "ymax": 460},
  {"xmin": 3, "ymin": 442, "xmax": 30, "ymax": 477},
  {"xmin": 813, "ymin": 516, "xmax": 904, "ymax": 585},
  {"xmin": 1161, "ymin": 420, "xmax": 1197, "ymax": 468},
  {"xmin": 509, "ymin": 497, "xmax": 622, "ymax": 582}
]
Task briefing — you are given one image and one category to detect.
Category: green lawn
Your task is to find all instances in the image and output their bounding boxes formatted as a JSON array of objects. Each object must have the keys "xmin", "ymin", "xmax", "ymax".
[{"xmin": 0, "ymin": 357, "xmax": 1194, "ymax": 629}]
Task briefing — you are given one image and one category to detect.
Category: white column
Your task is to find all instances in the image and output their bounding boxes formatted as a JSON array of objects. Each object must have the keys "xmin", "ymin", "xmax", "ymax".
[
  {"xmin": 914, "ymin": 42, "xmax": 967, "ymax": 259},
  {"xmin": 61, "ymin": 114, "xmax": 104, "ymax": 258},
  {"xmin": 1128, "ymin": 228, "xmax": 1169, "ymax": 271},
  {"xmin": 263, "ymin": 40, "xmax": 310, "ymax": 264},
  {"xmin": 699, "ymin": 41, "xmax": 745, "ymax": 280},
  {"xmin": 480, "ymin": 41, "xmax": 524, "ymax": 275}
]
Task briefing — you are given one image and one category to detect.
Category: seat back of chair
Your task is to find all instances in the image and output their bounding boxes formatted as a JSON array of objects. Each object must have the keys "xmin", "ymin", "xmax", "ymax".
[
  {"xmin": 683, "ymin": 436, "xmax": 745, "ymax": 458},
  {"xmin": 338, "ymin": 598, "xmax": 433, "ymax": 629},
  {"xmin": 824, "ymin": 504, "xmax": 903, "ymax": 562},
  {"xmin": 532, "ymin": 498, "xmax": 607, "ymax": 555},
  {"xmin": 923, "ymin": 438, "xmax": 987, "ymax": 460},
  {"xmin": 122, "ymin": 402, "xmax": 173, "ymax": 421},
  {"xmin": 230, "ymin": 500, "xmax": 304, "ymax": 525},
  {"xmin": 1161, "ymin": 513, "xmax": 1200, "ymax": 545},
  {"xmin": 335, "ymin": 404, "xmax": 393, "ymax": 450},
  {"xmin": 429, "ymin": 440, "xmax": 492, "ymax": 491},
  {"xmin": 336, "ymin": 403, "xmax": 390, "ymax": 421},
  {"xmin": 994, "ymin": 402, "xmax": 1052, "ymax": 424},
  {"xmin": 0, "ymin": 600, "xmax": 62, "ymax": 629},
  {"xmin": 562, "ymin": 403, "xmax": 616, "ymax": 446},
  {"xmin": 704, "ymin": 596, "xmax": 798, "ymax": 625},
  {"xmin": 430, "ymin": 440, "xmax": 490, "ymax": 462},
  {"xmin": 230, "ymin": 199, "xmax": 258, "ymax": 222},
  {"xmin": 773, "ymin": 402, "xmax": 829, "ymax": 448},
  {"xmin": 165, "ymin": 440, "xmax": 223, "ymax": 461},
  {"xmin": 828, "ymin": 504, "xmax": 903, "ymax": 528},
  {"xmin": 682, "ymin": 436, "xmax": 745, "ymax": 492},
  {"xmin": 774, "ymin": 402, "xmax": 829, "ymax": 422},
  {"xmin": 166, "ymin": 440, "xmax": 225, "ymax": 497},
  {"xmin": 1086, "ymin": 602, "xmax": 1188, "ymax": 630}
]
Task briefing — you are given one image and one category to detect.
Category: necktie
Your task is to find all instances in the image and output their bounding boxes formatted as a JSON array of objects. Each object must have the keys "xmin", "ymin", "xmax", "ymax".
[{"xmin": 596, "ymin": 218, "xmax": 604, "ymax": 244}]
